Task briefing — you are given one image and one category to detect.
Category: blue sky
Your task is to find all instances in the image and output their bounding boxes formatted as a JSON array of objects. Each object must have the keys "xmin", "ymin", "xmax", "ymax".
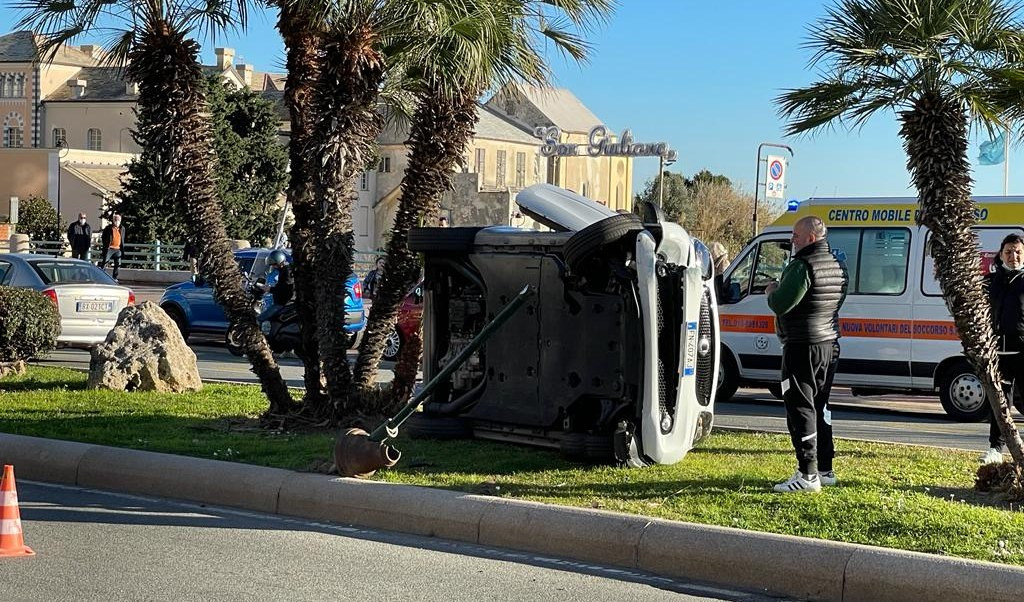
[{"xmin": 3, "ymin": 0, "xmax": 1018, "ymax": 201}]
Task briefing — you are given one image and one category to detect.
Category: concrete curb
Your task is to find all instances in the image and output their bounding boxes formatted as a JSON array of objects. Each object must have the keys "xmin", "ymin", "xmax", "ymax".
[{"xmin": 3, "ymin": 432, "xmax": 1024, "ymax": 601}]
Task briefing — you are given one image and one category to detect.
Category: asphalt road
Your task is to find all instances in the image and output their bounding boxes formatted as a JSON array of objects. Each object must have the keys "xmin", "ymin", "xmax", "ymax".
[{"xmin": 1, "ymin": 481, "xmax": 786, "ymax": 602}]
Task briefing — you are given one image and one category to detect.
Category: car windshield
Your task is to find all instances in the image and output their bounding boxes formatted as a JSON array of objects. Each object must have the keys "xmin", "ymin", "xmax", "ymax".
[{"xmin": 30, "ymin": 261, "xmax": 117, "ymax": 285}]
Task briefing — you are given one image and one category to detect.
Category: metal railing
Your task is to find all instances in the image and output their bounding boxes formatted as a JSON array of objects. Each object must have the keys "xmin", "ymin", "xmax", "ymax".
[{"xmin": 23, "ymin": 238, "xmax": 385, "ymax": 276}]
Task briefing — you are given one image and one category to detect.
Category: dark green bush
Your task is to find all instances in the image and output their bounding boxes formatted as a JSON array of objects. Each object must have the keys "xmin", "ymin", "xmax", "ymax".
[{"xmin": 0, "ymin": 286, "xmax": 60, "ymax": 362}]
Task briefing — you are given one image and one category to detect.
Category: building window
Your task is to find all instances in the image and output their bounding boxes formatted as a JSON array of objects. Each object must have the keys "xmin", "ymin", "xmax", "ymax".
[
  {"xmin": 359, "ymin": 172, "xmax": 369, "ymax": 191},
  {"xmin": 87, "ymin": 128, "xmax": 102, "ymax": 151},
  {"xmin": 582, "ymin": 183, "xmax": 589, "ymax": 198},
  {"xmin": 496, "ymin": 150, "xmax": 507, "ymax": 187},
  {"xmin": 52, "ymin": 128, "xmax": 66, "ymax": 148},
  {"xmin": 515, "ymin": 152, "xmax": 526, "ymax": 188},
  {"xmin": 378, "ymin": 156, "xmax": 391, "ymax": 173},
  {"xmin": 475, "ymin": 148, "xmax": 485, "ymax": 177},
  {"xmin": 534, "ymin": 155, "xmax": 542, "ymax": 183},
  {"xmin": 2, "ymin": 125, "xmax": 22, "ymax": 148},
  {"xmin": 2, "ymin": 113, "xmax": 24, "ymax": 148},
  {"xmin": 14, "ymin": 75, "xmax": 24, "ymax": 97}
]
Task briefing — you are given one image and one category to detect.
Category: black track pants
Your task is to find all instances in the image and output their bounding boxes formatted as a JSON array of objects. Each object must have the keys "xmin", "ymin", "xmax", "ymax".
[
  {"xmin": 781, "ymin": 341, "xmax": 839, "ymax": 475},
  {"xmin": 988, "ymin": 351, "xmax": 1024, "ymax": 450}
]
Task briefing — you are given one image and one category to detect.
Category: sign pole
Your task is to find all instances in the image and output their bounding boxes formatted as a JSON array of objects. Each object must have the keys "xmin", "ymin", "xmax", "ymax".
[{"xmin": 753, "ymin": 142, "xmax": 794, "ymax": 238}]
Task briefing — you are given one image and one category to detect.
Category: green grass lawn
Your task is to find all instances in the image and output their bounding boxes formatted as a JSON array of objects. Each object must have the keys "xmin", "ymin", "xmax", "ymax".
[{"xmin": 3, "ymin": 365, "xmax": 1024, "ymax": 565}]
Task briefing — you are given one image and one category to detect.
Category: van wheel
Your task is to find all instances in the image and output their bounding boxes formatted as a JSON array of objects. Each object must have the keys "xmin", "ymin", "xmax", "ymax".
[
  {"xmin": 404, "ymin": 413, "xmax": 472, "ymax": 440},
  {"xmin": 939, "ymin": 360, "xmax": 990, "ymax": 422},
  {"xmin": 717, "ymin": 351, "xmax": 739, "ymax": 403},
  {"xmin": 767, "ymin": 383, "xmax": 783, "ymax": 400},
  {"xmin": 563, "ymin": 214, "xmax": 643, "ymax": 272}
]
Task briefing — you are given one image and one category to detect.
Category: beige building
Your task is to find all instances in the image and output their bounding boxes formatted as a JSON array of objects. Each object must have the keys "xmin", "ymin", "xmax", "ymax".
[
  {"xmin": 486, "ymin": 85, "xmax": 634, "ymax": 210},
  {"xmin": 363, "ymin": 87, "xmax": 634, "ymax": 250},
  {"xmin": 0, "ymin": 30, "xmax": 287, "ymax": 231},
  {"xmin": 2, "ymin": 31, "xmax": 632, "ymax": 250}
]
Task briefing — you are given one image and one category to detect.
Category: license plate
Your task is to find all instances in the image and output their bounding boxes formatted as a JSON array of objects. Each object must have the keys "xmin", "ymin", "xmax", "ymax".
[{"xmin": 77, "ymin": 300, "xmax": 113, "ymax": 313}]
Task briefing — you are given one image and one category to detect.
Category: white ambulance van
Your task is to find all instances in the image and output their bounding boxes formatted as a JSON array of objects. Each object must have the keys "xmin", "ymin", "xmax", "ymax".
[{"xmin": 716, "ymin": 196, "xmax": 1024, "ymax": 421}]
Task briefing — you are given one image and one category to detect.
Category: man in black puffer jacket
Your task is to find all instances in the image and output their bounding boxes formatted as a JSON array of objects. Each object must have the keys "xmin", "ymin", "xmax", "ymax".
[
  {"xmin": 980, "ymin": 233, "xmax": 1024, "ymax": 465},
  {"xmin": 766, "ymin": 215, "xmax": 848, "ymax": 493}
]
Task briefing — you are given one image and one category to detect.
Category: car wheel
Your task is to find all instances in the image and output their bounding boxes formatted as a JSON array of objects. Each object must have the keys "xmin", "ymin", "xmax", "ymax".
[
  {"xmin": 938, "ymin": 360, "xmax": 990, "ymax": 422},
  {"xmin": 716, "ymin": 350, "xmax": 740, "ymax": 403},
  {"xmin": 408, "ymin": 227, "xmax": 483, "ymax": 253},
  {"xmin": 225, "ymin": 327, "xmax": 245, "ymax": 357},
  {"xmin": 162, "ymin": 305, "xmax": 189, "ymax": 342},
  {"xmin": 382, "ymin": 329, "xmax": 402, "ymax": 361},
  {"xmin": 559, "ymin": 432, "xmax": 587, "ymax": 459},
  {"xmin": 562, "ymin": 213, "xmax": 644, "ymax": 272},
  {"xmin": 404, "ymin": 412, "xmax": 472, "ymax": 440}
]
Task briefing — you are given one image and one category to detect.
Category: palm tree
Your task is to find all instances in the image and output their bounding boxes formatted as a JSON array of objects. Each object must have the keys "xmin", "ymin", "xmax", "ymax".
[
  {"xmin": 19, "ymin": 0, "xmax": 296, "ymax": 414},
  {"xmin": 777, "ymin": 0, "xmax": 1024, "ymax": 467},
  {"xmin": 353, "ymin": 0, "xmax": 616, "ymax": 392},
  {"xmin": 276, "ymin": 3, "xmax": 328, "ymax": 404}
]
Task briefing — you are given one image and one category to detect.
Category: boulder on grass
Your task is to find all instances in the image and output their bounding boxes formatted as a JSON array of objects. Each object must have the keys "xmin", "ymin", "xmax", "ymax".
[{"xmin": 88, "ymin": 301, "xmax": 201, "ymax": 392}]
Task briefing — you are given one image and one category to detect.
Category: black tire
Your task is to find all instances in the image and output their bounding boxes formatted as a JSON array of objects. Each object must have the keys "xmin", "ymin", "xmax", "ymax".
[
  {"xmin": 162, "ymin": 304, "xmax": 189, "ymax": 343},
  {"xmin": 938, "ymin": 360, "xmax": 990, "ymax": 422},
  {"xmin": 583, "ymin": 433, "xmax": 615, "ymax": 461},
  {"xmin": 225, "ymin": 327, "xmax": 245, "ymax": 357},
  {"xmin": 563, "ymin": 214, "xmax": 643, "ymax": 272},
  {"xmin": 382, "ymin": 329, "xmax": 402, "ymax": 361},
  {"xmin": 404, "ymin": 412, "xmax": 472, "ymax": 440},
  {"xmin": 767, "ymin": 382, "xmax": 783, "ymax": 400},
  {"xmin": 408, "ymin": 227, "xmax": 482, "ymax": 253},
  {"xmin": 559, "ymin": 432, "xmax": 587, "ymax": 459},
  {"xmin": 716, "ymin": 350, "xmax": 740, "ymax": 403}
]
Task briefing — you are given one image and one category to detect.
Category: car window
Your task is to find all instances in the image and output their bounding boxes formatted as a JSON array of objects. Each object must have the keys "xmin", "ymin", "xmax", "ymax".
[
  {"xmin": 751, "ymin": 241, "xmax": 790, "ymax": 294},
  {"xmin": 0, "ymin": 260, "xmax": 11, "ymax": 285},
  {"xmin": 236, "ymin": 257, "xmax": 256, "ymax": 276},
  {"xmin": 30, "ymin": 261, "xmax": 116, "ymax": 285}
]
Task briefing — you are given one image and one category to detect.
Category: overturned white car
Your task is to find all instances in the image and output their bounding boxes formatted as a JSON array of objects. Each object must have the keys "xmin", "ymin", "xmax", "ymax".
[{"xmin": 408, "ymin": 184, "xmax": 720, "ymax": 466}]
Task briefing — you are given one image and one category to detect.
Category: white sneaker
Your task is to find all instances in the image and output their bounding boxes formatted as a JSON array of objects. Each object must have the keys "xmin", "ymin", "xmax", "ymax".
[
  {"xmin": 773, "ymin": 471, "xmax": 822, "ymax": 493},
  {"xmin": 979, "ymin": 448, "xmax": 1004, "ymax": 465},
  {"xmin": 819, "ymin": 471, "xmax": 837, "ymax": 487}
]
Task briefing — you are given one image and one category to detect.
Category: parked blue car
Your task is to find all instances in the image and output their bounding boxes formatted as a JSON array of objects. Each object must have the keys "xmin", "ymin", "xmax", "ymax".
[{"xmin": 159, "ymin": 248, "xmax": 366, "ymax": 347}]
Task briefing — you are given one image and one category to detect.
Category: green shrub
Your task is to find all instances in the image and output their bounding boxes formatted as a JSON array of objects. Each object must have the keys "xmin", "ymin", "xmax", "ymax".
[{"xmin": 0, "ymin": 286, "xmax": 60, "ymax": 362}]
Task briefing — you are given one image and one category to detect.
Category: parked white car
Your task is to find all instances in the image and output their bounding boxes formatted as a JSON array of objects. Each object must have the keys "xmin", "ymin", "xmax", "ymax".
[{"xmin": 0, "ymin": 254, "xmax": 135, "ymax": 347}]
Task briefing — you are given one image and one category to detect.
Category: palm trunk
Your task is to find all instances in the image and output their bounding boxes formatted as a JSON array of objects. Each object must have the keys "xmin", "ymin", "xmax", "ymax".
[
  {"xmin": 901, "ymin": 92, "xmax": 1024, "ymax": 467},
  {"xmin": 305, "ymin": 26, "xmax": 385, "ymax": 420},
  {"xmin": 354, "ymin": 81, "xmax": 478, "ymax": 390},
  {"xmin": 129, "ymin": 23, "xmax": 294, "ymax": 414},
  {"xmin": 278, "ymin": 7, "xmax": 326, "ymax": 403}
]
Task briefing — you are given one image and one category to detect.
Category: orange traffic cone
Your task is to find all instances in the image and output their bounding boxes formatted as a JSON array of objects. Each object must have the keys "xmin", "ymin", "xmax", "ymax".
[{"xmin": 0, "ymin": 464, "xmax": 35, "ymax": 557}]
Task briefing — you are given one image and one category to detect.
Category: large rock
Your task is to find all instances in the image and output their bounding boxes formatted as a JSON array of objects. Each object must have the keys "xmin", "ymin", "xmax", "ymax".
[{"xmin": 88, "ymin": 301, "xmax": 201, "ymax": 392}]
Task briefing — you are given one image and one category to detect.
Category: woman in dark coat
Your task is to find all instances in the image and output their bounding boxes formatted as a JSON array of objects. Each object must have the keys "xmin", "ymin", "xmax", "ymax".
[{"xmin": 980, "ymin": 233, "xmax": 1024, "ymax": 464}]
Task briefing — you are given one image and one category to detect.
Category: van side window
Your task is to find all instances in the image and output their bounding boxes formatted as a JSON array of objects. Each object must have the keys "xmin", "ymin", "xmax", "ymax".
[
  {"xmin": 922, "ymin": 227, "xmax": 1024, "ymax": 296},
  {"xmin": 752, "ymin": 241, "xmax": 790, "ymax": 294},
  {"xmin": 826, "ymin": 229, "xmax": 860, "ymax": 286},
  {"xmin": 724, "ymin": 249, "xmax": 754, "ymax": 302},
  {"xmin": 857, "ymin": 229, "xmax": 910, "ymax": 294}
]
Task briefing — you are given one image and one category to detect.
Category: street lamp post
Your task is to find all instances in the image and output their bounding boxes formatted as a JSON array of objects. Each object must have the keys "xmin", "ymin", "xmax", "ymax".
[
  {"xmin": 56, "ymin": 140, "xmax": 69, "ymax": 236},
  {"xmin": 657, "ymin": 150, "xmax": 678, "ymax": 207},
  {"xmin": 752, "ymin": 142, "xmax": 794, "ymax": 237}
]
